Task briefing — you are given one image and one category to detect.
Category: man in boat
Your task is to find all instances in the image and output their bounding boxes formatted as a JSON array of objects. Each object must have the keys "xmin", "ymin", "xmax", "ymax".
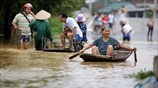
[
  {"xmin": 59, "ymin": 13, "xmax": 83, "ymax": 50},
  {"xmin": 79, "ymin": 27, "xmax": 136, "ymax": 57}
]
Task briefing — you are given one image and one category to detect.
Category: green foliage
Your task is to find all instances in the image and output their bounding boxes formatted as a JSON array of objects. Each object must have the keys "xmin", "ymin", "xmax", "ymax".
[
  {"xmin": 7, "ymin": 0, "xmax": 84, "ymax": 15},
  {"xmin": 50, "ymin": 0, "xmax": 84, "ymax": 16},
  {"xmin": 129, "ymin": 70, "xmax": 155, "ymax": 80},
  {"xmin": 48, "ymin": 16, "xmax": 63, "ymax": 39},
  {"xmin": 145, "ymin": 10, "xmax": 153, "ymax": 18}
]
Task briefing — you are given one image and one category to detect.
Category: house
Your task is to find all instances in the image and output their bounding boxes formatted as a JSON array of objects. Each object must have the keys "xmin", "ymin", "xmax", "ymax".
[
  {"xmin": 98, "ymin": 2, "xmax": 137, "ymax": 13},
  {"xmin": 98, "ymin": 1, "xmax": 158, "ymax": 18}
]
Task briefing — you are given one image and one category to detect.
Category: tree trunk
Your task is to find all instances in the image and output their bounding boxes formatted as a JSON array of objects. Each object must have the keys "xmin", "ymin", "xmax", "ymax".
[
  {"xmin": 3, "ymin": 0, "xmax": 13, "ymax": 43},
  {"xmin": 4, "ymin": 8, "xmax": 11, "ymax": 42}
]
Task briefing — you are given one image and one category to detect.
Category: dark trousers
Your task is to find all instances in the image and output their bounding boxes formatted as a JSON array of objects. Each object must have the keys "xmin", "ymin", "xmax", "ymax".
[
  {"xmin": 35, "ymin": 38, "xmax": 48, "ymax": 50},
  {"xmin": 147, "ymin": 26, "xmax": 153, "ymax": 41},
  {"xmin": 121, "ymin": 30, "xmax": 131, "ymax": 41}
]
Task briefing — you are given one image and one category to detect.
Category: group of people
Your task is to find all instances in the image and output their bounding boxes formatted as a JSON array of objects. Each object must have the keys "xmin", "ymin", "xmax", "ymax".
[
  {"xmin": 82, "ymin": 6, "xmax": 136, "ymax": 56},
  {"xmin": 119, "ymin": 6, "xmax": 155, "ymax": 42},
  {"xmin": 92, "ymin": 6, "xmax": 133, "ymax": 43},
  {"xmin": 12, "ymin": 3, "xmax": 136, "ymax": 57},
  {"xmin": 92, "ymin": 11, "xmax": 115, "ymax": 35},
  {"xmin": 12, "ymin": 3, "xmax": 53, "ymax": 50},
  {"xmin": 12, "ymin": 3, "xmax": 87, "ymax": 51}
]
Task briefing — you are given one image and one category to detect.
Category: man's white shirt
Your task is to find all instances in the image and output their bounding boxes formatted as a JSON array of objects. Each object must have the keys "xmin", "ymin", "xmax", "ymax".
[{"xmin": 63, "ymin": 17, "xmax": 83, "ymax": 37}]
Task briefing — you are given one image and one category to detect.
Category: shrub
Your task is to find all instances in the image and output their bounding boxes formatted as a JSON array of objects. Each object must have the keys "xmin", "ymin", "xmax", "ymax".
[
  {"xmin": 145, "ymin": 10, "xmax": 153, "ymax": 18},
  {"xmin": 129, "ymin": 69, "xmax": 155, "ymax": 80},
  {"xmin": 49, "ymin": 16, "xmax": 63, "ymax": 39}
]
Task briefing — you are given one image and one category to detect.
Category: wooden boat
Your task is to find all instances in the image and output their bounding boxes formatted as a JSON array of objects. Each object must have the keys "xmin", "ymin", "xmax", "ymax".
[
  {"xmin": 42, "ymin": 39, "xmax": 84, "ymax": 52},
  {"xmin": 79, "ymin": 49, "xmax": 132, "ymax": 62}
]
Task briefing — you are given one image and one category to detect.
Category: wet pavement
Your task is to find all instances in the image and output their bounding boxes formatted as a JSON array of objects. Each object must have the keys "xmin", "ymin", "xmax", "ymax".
[{"xmin": 0, "ymin": 18, "xmax": 158, "ymax": 88}]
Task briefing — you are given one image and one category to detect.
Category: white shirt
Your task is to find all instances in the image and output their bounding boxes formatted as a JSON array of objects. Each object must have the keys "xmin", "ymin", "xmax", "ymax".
[
  {"xmin": 63, "ymin": 17, "xmax": 83, "ymax": 37},
  {"xmin": 108, "ymin": 14, "xmax": 114, "ymax": 23},
  {"xmin": 123, "ymin": 24, "xmax": 132, "ymax": 34},
  {"xmin": 120, "ymin": 13, "xmax": 126, "ymax": 22}
]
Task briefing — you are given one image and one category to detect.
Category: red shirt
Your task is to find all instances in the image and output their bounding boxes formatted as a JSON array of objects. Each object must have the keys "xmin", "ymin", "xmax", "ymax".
[{"xmin": 102, "ymin": 17, "xmax": 108, "ymax": 27}]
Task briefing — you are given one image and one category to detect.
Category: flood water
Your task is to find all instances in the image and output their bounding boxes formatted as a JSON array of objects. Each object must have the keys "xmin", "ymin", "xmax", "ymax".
[
  {"xmin": 0, "ymin": 39, "xmax": 157, "ymax": 88},
  {"xmin": 1, "ymin": 17, "xmax": 158, "ymax": 87}
]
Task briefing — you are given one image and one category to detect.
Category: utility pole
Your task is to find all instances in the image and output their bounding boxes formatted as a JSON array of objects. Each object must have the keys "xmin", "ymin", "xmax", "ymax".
[
  {"xmin": 104, "ymin": 0, "xmax": 107, "ymax": 8},
  {"xmin": 85, "ymin": 0, "xmax": 96, "ymax": 15},
  {"xmin": 153, "ymin": 0, "xmax": 157, "ymax": 19},
  {"xmin": 144, "ymin": 0, "xmax": 147, "ymax": 18}
]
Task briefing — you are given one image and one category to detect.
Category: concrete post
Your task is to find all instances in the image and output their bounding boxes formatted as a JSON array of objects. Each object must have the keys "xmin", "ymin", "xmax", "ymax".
[
  {"xmin": 88, "ymin": 3, "xmax": 92, "ymax": 15},
  {"xmin": 143, "ymin": 0, "xmax": 147, "ymax": 18},
  {"xmin": 153, "ymin": 55, "xmax": 158, "ymax": 79},
  {"xmin": 153, "ymin": 0, "xmax": 157, "ymax": 18}
]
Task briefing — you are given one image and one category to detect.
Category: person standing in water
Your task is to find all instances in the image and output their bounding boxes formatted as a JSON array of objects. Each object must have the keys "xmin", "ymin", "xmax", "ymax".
[
  {"xmin": 29, "ymin": 10, "xmax": 52, "ymax": 50},
  {"xmin": 147, "ymin": 16, "xmax": 154, "ymax": 41},
  {"xmin": 12, "ymin": 3, "xmax": 35, "ymax": 49}
]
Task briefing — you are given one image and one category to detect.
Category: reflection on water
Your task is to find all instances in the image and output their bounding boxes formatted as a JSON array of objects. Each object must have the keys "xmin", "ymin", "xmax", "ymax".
[
  {"xmin": 0, "ymin": 41, "xmax": 157, "ymax": 88},
  {"xmin": 80, "ymin": 61, "xmax": 134, "ymax": 69}
]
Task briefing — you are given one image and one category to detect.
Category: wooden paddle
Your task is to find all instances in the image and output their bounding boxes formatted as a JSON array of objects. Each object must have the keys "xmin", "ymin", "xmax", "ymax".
[
  {"xmin": 134, "ymin": 50, "xmax": 137, "ymax": 62},
  {"xmin": 69, "ymin": 53, "xmax": 80, "ymax": 59}
]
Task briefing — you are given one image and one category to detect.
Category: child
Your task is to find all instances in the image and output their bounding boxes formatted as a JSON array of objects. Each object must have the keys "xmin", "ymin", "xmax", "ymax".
[
  {"xmin": 75, "ymin": 14, "xmax": 87, "ymax": 42},
  {"xmin": 121, "ymin": 22, "xmax": 132, "ymax": 43}
]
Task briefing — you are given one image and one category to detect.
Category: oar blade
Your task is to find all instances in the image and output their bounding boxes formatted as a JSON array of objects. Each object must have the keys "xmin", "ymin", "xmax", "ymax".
[{"xmin": 69, "ymin": 53, "xmax": 80, "ymax": 59}]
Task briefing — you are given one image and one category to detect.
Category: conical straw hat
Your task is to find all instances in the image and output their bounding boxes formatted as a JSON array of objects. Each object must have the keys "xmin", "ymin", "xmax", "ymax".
[{"xmin": 35, "ymin": 10, "xmax": 51, "ymax": 20}]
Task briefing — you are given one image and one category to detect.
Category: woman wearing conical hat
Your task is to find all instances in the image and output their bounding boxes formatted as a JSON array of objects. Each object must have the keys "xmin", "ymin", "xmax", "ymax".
[{"xmin": 29, "ymin": 10, "xmax": 52, "ymax": 50}]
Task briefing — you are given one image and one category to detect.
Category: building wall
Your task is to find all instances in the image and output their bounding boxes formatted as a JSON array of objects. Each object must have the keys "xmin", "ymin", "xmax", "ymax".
[{"xmin": 129, "ymin": 0, "xmax": 155, "ymax": 4}]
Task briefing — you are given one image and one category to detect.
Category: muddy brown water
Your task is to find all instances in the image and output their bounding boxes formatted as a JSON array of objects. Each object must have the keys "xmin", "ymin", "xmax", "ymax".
[{"xmin": 0, "ymin": 41, "xmax": 157, "ymax": 88}]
